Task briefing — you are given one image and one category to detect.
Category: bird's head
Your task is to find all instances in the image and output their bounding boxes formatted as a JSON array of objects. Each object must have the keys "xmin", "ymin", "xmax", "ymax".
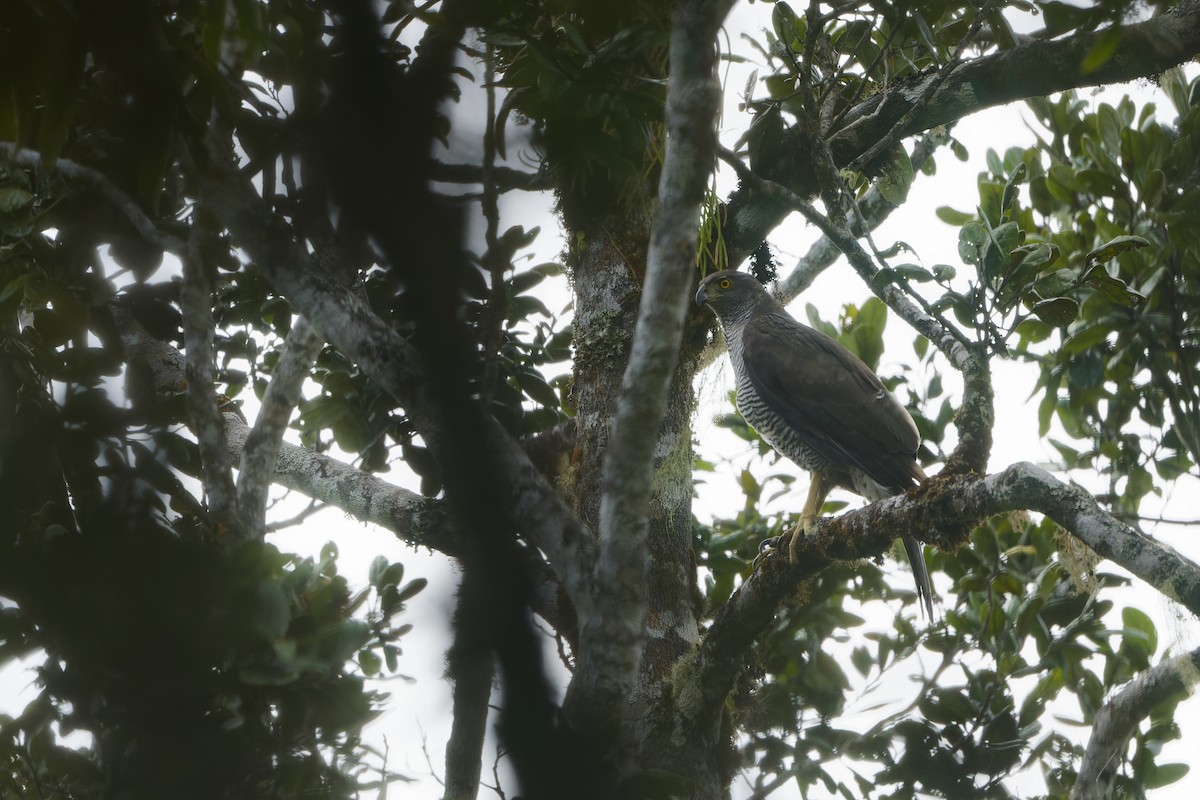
[{"xmin": 695, "ymin": 270, "xmax": 770, "ymax": 323}]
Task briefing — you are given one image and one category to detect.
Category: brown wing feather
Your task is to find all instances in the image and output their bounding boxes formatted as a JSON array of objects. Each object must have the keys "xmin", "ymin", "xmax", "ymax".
[{"xmin": 742, "ymin": 312, "xmax": 922, "ymax": 491}]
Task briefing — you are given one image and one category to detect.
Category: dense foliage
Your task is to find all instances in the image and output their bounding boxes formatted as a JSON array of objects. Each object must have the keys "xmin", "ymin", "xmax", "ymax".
[{"xmin": 2, "ymin": 1, "xmax": 1199, "ymax": 798}]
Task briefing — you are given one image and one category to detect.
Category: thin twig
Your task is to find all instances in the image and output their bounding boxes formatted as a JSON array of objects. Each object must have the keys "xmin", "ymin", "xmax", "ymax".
[
  {"xmin": 846, "ymin": 2, "xmax": 994, "ymax": 172},
  {"xmin": 262, "ymin": 498, "xmax": 326, "ymax": 533},
  {"xmin": 0, "ymin": 142, "xmax": 185, "ymax": 254}
]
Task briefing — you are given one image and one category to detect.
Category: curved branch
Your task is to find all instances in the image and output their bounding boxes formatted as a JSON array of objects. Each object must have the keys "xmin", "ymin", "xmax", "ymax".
[
  {"xmin": 236, "ymin": 315, "xmax": 324, "ymax": 534},
  {"xmin": 684, "ymin": 461, "xmax": 1200, "ymax": 741},
  {"xmin": 1072, "ymin": 648, "xmax": 1200, "ymax": 800},
  {"xmin": 833, "ymin": 1, "xmax": 1200, "ymax": 156},
  {"xmin": 0, "ymin": 142, "xmax": 185, "ymax": 254},
  {"xmin": 180, "ymin": 226, "xmax": 239, "ymax": 531},
  {"xmin": 112, "ymin": 273, "xmax": 586, "ymax": 641}
]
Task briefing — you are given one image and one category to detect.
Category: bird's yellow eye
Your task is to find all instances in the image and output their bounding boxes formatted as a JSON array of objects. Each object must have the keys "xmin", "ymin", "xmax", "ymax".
[{"xmin": 718, "ymin": 278, "xmax": 731, "ymax": 289}]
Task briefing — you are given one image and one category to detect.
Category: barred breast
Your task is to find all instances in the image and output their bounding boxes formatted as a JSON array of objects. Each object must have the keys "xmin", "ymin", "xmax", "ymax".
[{"xmin": 728, "ymin": 334, "xmax": 828, "ymax": 473}]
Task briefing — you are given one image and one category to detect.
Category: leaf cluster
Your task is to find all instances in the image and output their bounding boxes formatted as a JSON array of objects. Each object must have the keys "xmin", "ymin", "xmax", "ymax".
[
  {"xmin": 931, "ymin": 70, "xmax": 1200, "ymax": 517},
  {"xmin": 0, "ymin": 449, "xmax": 420, "ymax": 799},
  {"xmin": 696, "ymin": 461, "xmax": 1188, "ymax": 798}
]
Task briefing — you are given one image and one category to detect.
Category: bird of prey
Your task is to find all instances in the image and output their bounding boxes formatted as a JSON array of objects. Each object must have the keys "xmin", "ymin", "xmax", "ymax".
[{"xmin": 696, "ymin": 269, "xmax": 933, "ymax": 616}]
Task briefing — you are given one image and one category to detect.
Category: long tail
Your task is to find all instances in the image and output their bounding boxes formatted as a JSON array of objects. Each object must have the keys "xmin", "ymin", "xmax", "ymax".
[{"xmin": 902, "ymin": 535, "xmax": 935, "ymax": 618}]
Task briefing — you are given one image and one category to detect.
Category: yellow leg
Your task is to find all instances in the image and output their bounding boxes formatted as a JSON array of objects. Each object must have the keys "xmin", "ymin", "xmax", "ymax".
[{"xmin": 788, "ymin": 470, "xmax": 835, "ymax": 563}]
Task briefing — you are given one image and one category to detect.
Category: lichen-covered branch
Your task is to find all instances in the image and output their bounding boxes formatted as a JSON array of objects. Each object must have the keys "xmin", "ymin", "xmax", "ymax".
[
  {"xmin": 834, "ymin": 0, "xmax": 1200, "ymax": 156},
  {"xmin": 179, "ymin": 226, "xmax": 240, "ymax": 532},
  {"xmin": 777, "ymin": 131, "xmax": 947, "ymax": 302},
  {"xmin": 1072, "ymin": 648, "xmax": 1200, "ymax": 800},
  {"xmin": 112, "ymin": 302, "xmax": 457, "ymax": 549},
  {"xmin": 236, "ymin": 315, "xmax": 324, "ymax": 534},
  {"xmin": 577, "ymin": 0, "xmax": 735, "ymax": 729},
  {"xmin": 685, "ymin": 461, "xmax": 1200, "ymax": 742}
]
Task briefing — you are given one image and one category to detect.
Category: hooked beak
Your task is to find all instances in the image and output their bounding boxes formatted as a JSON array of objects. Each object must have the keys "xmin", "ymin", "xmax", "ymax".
[{"xmin": 694, "ymin": 286, "xmax": 709, "ymax": 306}]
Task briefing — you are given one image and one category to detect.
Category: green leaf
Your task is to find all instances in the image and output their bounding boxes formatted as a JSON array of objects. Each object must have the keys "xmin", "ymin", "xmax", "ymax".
[
  {"xmin": 378, "ymin": 562, "xmax": 405, "ymax": 591},
  {"xmin": 1001, "ymin": 162, "xmax": 1028, "ymax": 216},
  {"xmin": 515, "ymin": 368, "xmax": 560, "ymax": 406},
  {"xmin": 1062, "ymin": 322, "xmax": 1110, "ymax": 353},
  {"xmin": 986, "ymin": 148, "xmax": 1004, "ymax": 178},
  {"xmin": 1147, "ymin": 763, "xmax": 1189, "ymax": 789},
  {"xmin": 1084, "ymin": 235, "xmax": 1151, "ymax": 267},
  {"xmin": 368, "ymin": 555, "xmax": 389, "ymax": 588},
  {"xmin": 911, "ymin": 9, "xmax": 938, "ymax": 58},
  {"xmin": 932, "ymin": 264, "xmax": 956, "ymax": 282},
  {"xmin": 251, "ymin": 581, "xmax": 291, "ymax": 639},
  {"xmin": 320, "ymin": 541, "xmax": 339, "ymax": 564},
  {"xmin": 0, "ymin": 186, "xmax": 34, "ymax": 213},
  {"xmin": 936, "ymin": 206, "xmax": 974, "ymax": 226},
  {"xmin": 1121, "ymin": 607, "xmax": 1157, "ymax": 657},
  {"xmin": 1032, "ymin": 296, "xmax": 1080, "ymax": 326},
  {"xmin": 923, "ymin": 687, "xmax": 975, "ymax": 723},
  {"xmin": 1014, "ymin": 317, "xmax": 1052, "ymax": 345},
  {"xmin": 877, "ymin": 144, "xmax": 914, "ymax": 205},
  {"xmin": 358, "ymin": 649, "xmax": 382, "ymax": 677},
  {"xmin": 322, "ymin": 620, "xmax": 372, "ymax": 667},
  {"xmin": 1037, "ymin": 384, "xmax": 1057, "ymax": 438},
  {"xmin": 958, "ymin": 222, "xmax": 987, "ymax": 264},
  {"xmin": 805, "ymin": 303, "xmax": 839, "ymax": 339},
  {"xmin": 1080, "ymin": 27, "xmax": 1121, "ymax": 75},
  {"xmin": 985, "ymin": 8, "xmax": 1018, "ymax": 50},
  {"xmin": 771, "ymin": 2, "xmax": 801, "ymax": 50},
  {"xmin": 870, "ymin": 268, "xmax": 899, "ymax": 289},
  {"xmin": 384, "ymin": 644, "xmax": 400, "ymax": 672},
  {"xmin": 1085, "ymin": 270, "xmax": 1146, "ymax": 307},
  {"xmin": 893, "ymin": 263, "xmax": 935, "ymax": 282},
  {"xmin": 239, "ymin": 659, "xmax": 300, "ymax": 687},
  {"xmin": 850, "ymin": 646, "xmax": 872, "ymax": 678},
  {"xmin": 395, "ymin": 577, "xmax": 428, "ymax": 603}
]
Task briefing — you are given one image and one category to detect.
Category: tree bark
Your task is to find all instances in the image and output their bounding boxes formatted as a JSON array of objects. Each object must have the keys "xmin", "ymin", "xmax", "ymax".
[{"xmin": 1072, "ymin": 647, "xmax": 1200, "ymax": 800}]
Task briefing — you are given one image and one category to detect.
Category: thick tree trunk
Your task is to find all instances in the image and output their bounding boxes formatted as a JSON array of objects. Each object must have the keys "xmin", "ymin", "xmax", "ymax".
[
  {"xmin": 567, "ymin": 212, "xmax": 706, "ymax": 674},
  {"xmin": 566, "ymin": 212, "xmax": 735, "ymax": 797}
]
